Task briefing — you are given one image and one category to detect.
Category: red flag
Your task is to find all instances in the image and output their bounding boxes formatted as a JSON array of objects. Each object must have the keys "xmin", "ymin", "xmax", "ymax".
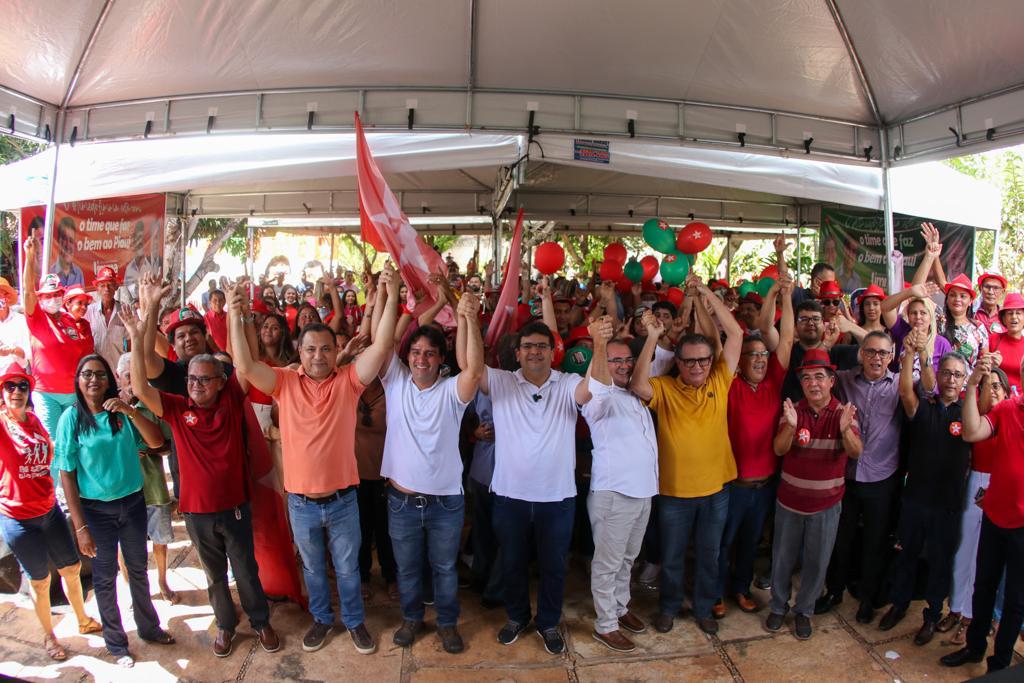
[
  {"xmin": 355, "ymin": 113, "xmax": 451, "ymax": 322},
  {"xmin": 484, "ymin": 207, "xmax": 524, "ymax": 349}
]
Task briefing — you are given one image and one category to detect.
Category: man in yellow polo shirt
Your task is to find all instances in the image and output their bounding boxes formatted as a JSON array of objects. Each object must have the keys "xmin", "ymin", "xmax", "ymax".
[{"xmin": 630, "ymin": 276, "xmax": 743, "ymax": 636}]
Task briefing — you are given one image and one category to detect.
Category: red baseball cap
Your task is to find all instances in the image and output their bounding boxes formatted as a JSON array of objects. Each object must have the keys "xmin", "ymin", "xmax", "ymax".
[
  {"xmin": 94, "ymin": 266, "xmax": 118, "ymax": 284},
  {"xmin": 164, "ymin": 306, "xmax": 206, "ymax": 338}
]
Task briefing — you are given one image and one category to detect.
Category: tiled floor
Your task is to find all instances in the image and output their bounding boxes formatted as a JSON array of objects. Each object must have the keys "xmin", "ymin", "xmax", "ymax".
[{"xmin": 0, "ymin": 517, "xmax": 1021, "ymax": 682}]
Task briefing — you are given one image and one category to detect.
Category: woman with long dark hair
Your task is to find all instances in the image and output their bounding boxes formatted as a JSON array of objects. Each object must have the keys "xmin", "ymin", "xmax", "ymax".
[
  {"xmin": 55, "ymin": 354, "xmax": 174, "ymax": 667},
  {"xmin": 940, "ymin": 275, "xmax": 989, "ymax": 369},
  {"xmin": 0, "ymin": 357, "xmax": 102, "ymax": 661}
]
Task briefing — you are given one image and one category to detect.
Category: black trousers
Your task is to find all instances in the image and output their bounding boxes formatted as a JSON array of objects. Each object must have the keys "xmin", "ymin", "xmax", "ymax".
[
  {"xmin": 825, "ymin": 473, "xmax": 899, "ymax": 605},
  {"xmin": 357, "ymin": 478, "xmax": 396, "ymax": 583},
  {"xmin": 184, "ymin": 502, "xmax": 270, "ymax": 632},
  {"xmin": 887, "ymin": 498, "xmax": 960, "ymax": 622},
  {"xmin": 966, "ymin": 516, "xmax": 1024, "ymax": 671}
]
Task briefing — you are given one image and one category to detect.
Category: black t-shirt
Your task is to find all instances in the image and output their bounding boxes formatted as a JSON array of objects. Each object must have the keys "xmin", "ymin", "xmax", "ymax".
[
  {"xmin": 782, "ymin": 343, "xmax": 859, "ymax": 402},
  {"xmin": 150, "ymin": 357, "xmax": 235, "ymax": 397},
  {"xmin": 903, "ymin": 397, "xmax": 971, "ymax": 511}
]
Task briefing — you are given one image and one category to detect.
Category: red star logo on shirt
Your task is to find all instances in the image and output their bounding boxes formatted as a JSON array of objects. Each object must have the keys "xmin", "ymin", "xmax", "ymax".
[
  {"xmin": 183, "ymin": 411, "xmax": 198, "ymax": 427},
  {"xmin": 796, "ymin": 428, "xmax": 811, "ymax": 446},
  {"xmin": 949, "ymin": 421, "xmax": 963, "ymax": 437}
]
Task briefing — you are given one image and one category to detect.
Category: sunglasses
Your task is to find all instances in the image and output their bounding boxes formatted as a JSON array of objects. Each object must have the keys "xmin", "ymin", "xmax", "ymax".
[
  {"xmin": 820, "ymin": 299, "xmax": 842, "ymax": 306},
  {"xmin": 679, "ymin": 356, "xmax": 713, "ymax": 368},
  {"xmin": 2, "ymin": 380, "xmax": 30, "ymax": 393}
]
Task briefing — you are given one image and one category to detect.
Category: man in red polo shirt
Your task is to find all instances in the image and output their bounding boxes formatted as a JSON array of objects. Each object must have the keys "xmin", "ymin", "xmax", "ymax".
[
  {"xmin": 975, "ymin": 272, "xmax": 1007, "ymax": 333},
  {"xmin": 715, "ymin": 276, "xmax": 794, "ymax": 617},
  {"xmin": 766, "ymin": 348, "xmax": 861, "ymax": 641},
  {"xmin": 125, "ymin": 313, "xmax": 279, "ymax": 659},
  {"xmin": 941, "ymin": 353, "xmax": 1024, "ymax": 673}
]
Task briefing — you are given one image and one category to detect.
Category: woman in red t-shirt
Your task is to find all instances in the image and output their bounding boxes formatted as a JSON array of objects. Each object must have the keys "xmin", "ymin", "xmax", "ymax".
[
  {"xmin": 989, "ymin": 293, "xmax": 1024, "ymax": 395},
  {"xmin": 0, "ymin": 358, "xmax": 101, "ymax": 660}
]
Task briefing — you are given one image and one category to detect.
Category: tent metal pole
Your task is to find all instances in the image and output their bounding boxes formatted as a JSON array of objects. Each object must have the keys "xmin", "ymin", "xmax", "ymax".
[
  {"xmin": 180, "ymin": 217, "xmax": 188, "ymax": 308},
  {"xmin": 880, "ymin": 128, "xmax": 897, "ymax": 293},
  {"xmin": 39, "ymin": 110, "xmax": 65, "ymax": 276},
  {"xmin": 329, "ymin": 233, "xmax": 335, "ymax": 272},
  {"xmin": 246, "ymin": 223, "xmax": 255, "ymax": 300},
  {"xmin": 490, "ymin": 216, "xmax": 501, "ymax": 289}
]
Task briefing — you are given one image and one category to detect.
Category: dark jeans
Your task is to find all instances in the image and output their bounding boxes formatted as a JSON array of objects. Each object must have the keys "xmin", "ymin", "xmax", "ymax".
[
  {"xmin": 887, "ymin": 498, "xmax": 960, "ymax": 622},
  {"xmin": 642, "ymin": 495, "xmax": 661, "ymax": 565},
  {"xmin": 825, "ymin": 474, "xmax": 898, "ymax": 605},
  {"xmin": 469, "ymin": 478, "xmax": 502, "ymax": 601},
  {"xmin": 659, "ymin": 487, "xmax": 730, "ymax": 619},
  {"xmin": 387, "ymin": 488, "xmax": 464, "ymax": 627},
  {"xmin": 718, "ymin": 482, "xmax": 774, "ymax": 598},
  {"xmin": 80, "ymin": 491, "xmax": 161, "ymax": 656},
  {"xmin": 966, "ymin": 516, "xmax": 1024, "ymax": 671},
  {"xmin": 184, "ymin": 502, "xmax": 270, "ymax": 632},
  {"xmin": 492, "ymin": 495, "xmax": 575, "ymax": 631},
  {"xmin": 358, "ymin": 478, "xmax": 396, "ymax": 583}
]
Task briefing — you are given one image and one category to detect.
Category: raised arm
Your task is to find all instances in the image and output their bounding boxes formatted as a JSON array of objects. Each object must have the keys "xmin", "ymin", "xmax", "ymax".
[
  {"xmin": 776, "ymin": 277, "xmax": 795, "ymax": 369},
  {"xmin": 757, "ymin": 281, "xmax": 782, "ymax": 351},
  {"xmin": 962, "ymin": 355, "xmax": 994, "ymax": 443},
  {"xmin": 695, "ymin": 277, "xmax": 744, "ymax": 373},
  {"xmin": 539, "ymin": 276, "xmax": 557, "ymax": 334},
  {"xmin": 688, "ymin": 278, "xmax": 722, "ymax": 357},
  {"xmin": 122, "ymin": 304, "xmax": 164, "ymax": 418},
  {"xmin": 356, "ymin": 262, "xmax": 399, "ymax": 385},
  {"xmin": 104, "ymin": 397, "xmax": 165, "ymax": 448},
  {"xmin": 587, "ymin": 315, "xmax": 614, "ymax": 387},
  {"xmin": 21, "ymin": 236, "xmax": 38, "ymax": 315},
  {"xmin": 359, "ymin": 275, "xmax": 377, "ymax": 338},
  {"xmin": 138, "ymin": 273, "xmax": 171, "ymax": 380},
  {"xmin": 628, "ymin": 311, "xmax": 664, "ymax": 402},
  {"xmin": 899, "ymin": 331, "xmax": 921, "ymax": 419},
  {"xmin": 456, "ymin": 292, "xmax": 484, "ymax": 403},
  {"xmin": 227, "ymin": 286, "xmax": 278, "ymax": 396},
  {"xmin": 324, "ymin": 276, "xmax": 344, "ymax": 333},
  {"xmin": 911, "ymin": 222, "xmax": 942, "ymax": 287}
]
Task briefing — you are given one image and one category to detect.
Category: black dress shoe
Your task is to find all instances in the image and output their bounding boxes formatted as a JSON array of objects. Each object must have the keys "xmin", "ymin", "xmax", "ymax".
[
  {"xmin": 913, "ymin": 620, "xmax": 936, "ymax": 646},
  {"xmin": 855, "ymin": 601, "xmax": 874, "ymax": 624},
  {"xmin": 939, "ymin": 647, "xmax": 986, "ymax": 667},
  {"xmin": 878, "ymin": 606, "xmax": 906, "ymax": 631},
  {"xmin": 814, "ymin": 593, "xmax": 842, "ymax": 615}
]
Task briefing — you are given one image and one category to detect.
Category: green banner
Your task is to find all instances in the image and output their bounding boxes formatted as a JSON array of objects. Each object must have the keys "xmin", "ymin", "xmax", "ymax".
[{"xmin": 819, "ymin": 208, "xmax": 975, "ymax": 293}]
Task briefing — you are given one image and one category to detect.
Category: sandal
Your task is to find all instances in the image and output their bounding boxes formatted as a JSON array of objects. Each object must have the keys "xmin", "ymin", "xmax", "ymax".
[
  {"xmin": 78, "ymin": 617, "xmax": 103, "ymax": 635},
  {"xmin": 43, "ymin": 634, "xmax": 67, "ymax": 661},
  {"xmin": 949, "ymin": 618, "xmax": 970, "ymax": 646},
  {"xmin": 936, "ymin": 611, "xmax": 960, "ymax": 633}
]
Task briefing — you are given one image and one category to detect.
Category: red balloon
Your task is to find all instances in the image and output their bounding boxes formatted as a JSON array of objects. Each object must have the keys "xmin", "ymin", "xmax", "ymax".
[
  {"xmin": 550, "ymin": 330, "xmax": 565, "ymax": 368},
  {"xmin": 534, "ymin": 242, "xmax": 565, "ymax": 275},
  {"xmin": 665, "ymin": 287, "xmax": 684, "ymax": 307},
  {"xmin": 603, "ymin": 242, "xmax": 628, "ymax": 264},
  {"xmin": 676, "ymin": 221, "xmax": 713, "ymax": 255},
  {"xmin": 615, "ymin": 277, "xmax": 632, "ymax": 294},
  {"xmin": 598, "ymin": 259, "xmax": 624, "ymax": 282},
  {"xmin": 640, "ymin": 255, "xmax": 659, "ymax": 282},
  {"xmin": 759, "ymin": 264, "xmax": 780, "ymax": 280}
]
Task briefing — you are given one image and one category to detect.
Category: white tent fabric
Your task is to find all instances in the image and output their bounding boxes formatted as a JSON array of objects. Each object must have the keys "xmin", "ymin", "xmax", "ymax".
[{"xmin": 4, "ymin": 0, "xmax": 1023, "ymax": 126}]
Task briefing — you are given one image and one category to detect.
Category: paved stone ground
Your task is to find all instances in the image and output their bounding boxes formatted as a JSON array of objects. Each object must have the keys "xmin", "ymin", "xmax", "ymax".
[{"xmin": 0, "ymin": 516, "xmax": 1021, "ymax": 682}]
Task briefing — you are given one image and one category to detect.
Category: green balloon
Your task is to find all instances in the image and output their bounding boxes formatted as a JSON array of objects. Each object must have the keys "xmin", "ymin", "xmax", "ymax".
[
  {"xmin": 561, "ymin": 345, "xmax": 593, "ymax": 376},
  {"xmin": 737, "ymin": 282, "xmax": 756, "ymax": 297},
  {"xmin": 660, "ymin": 251, "xmax": 690, "ymax": 286},
  {"xmin": 623, "ymin": 259, "xmax": 644, "ymax": 283},
  {"xmin": 755, "ymin": 277, "xmax": 776, "ymax": 297},
  {"xmin": 642, "ymin": 217, "xmax": 677, "ymax": 254}
]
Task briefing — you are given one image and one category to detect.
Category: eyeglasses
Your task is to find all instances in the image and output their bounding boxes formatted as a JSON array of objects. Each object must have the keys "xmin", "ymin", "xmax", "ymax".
[
  {"xmin": 608, "ymin": 356, "xmax": 635, "ymax": 365},
  {"xmin": 79, "ymin": 370, "xmax": 108, "ymax": 381},
  {"xmin": 938, "ymin": 369, "xmax": 966, "ymax": 380},
  {"xmin": 679, "ymin": 356, "xmax": 713, "ymax": 368},
  {"xmin": 861, "ymin": 348, "xmax": 892, "ymax": 359},
  {"xmin": 519, "ymin": 342, "xmax": 551, "ymax": 351},
  {"xmin": 820, "ymin": 299, "xmax": 842, "ymax": 307},
  {"xmin": 981, "ymin": 284, "xmax": 1004, "ymax": 292},
  {"xmin": 186, "ymin": 375, "xmax": 220, "ymax": 387},
  {"xmin": 2, "ymin": 380, "xmax": 29, "ymax": 393},
  {"xmin": 742, "ymin": 350, "xmax": 770, "ymax": 359},
  {"xmin": 796, "ymin": 316, "xmax": 823, "ymax": 324}
]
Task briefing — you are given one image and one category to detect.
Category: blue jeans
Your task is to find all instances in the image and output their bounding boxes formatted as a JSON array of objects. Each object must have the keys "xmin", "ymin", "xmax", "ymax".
[
  {"xmin": 0, "ymin": 504, "xmax": 80, "ymax": 580},
  {"xmin": 81, "ymin": 491, "xmax": 162, "ymax": 656},
  {"xmin": 492, "ymin": 495, "xmax": 575, "ymax": 631},
  {"xmin": 387, "ymin": 487, "xmax": 464, "ymax": 626},
  {"xmin": 658, "ymin": 487, "xmax": 730, "ymax": 619},
  {"xmin": 718, "ymin": 482, "xmax": 774, "ymax": 598},
  {"xmin": 288, "ymin": 490, "xmax": 365, "ymax": 628}
]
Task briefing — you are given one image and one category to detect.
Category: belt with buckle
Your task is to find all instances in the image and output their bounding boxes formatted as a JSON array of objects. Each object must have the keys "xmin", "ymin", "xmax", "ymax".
[
  {"xmin": 732, "ymin": 477, "xmax": 774, "ymax": 490},
  {"xmin": 294, "ymin": 485, "xmax": 356, "ymax": 505},
  {"xmin": 387, "ymin": 485, "xmax": 447, "ymax": 508}
]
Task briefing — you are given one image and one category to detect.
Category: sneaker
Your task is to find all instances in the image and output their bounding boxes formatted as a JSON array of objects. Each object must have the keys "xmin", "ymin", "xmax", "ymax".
[
  {"xmin": 392, "ymin": 619, "xmax": 424, "ymax": 647},
  {"xmin": 537, "ymin": 626, "xmax": 565, "ymax": 655},
  {"xmin": 794, "ymin": 614, "xmax": 812, "ymax": 640},
  {"xmin": 350, "ymin": 623, "xmax": 377, "ymax": 655},
  {"xmin": 497, "ymin": 620, "xmax": 529, "ymax": 645},
  {"xmin": 593, "ymin": 629, "xmax": 636, "ymax": 653},
  {"xmin": 765, "ymin": 612, "xmax": 785, "ymax": 632},
  {"xmin": 753, "ymin": 574, "xmax": 772, "ymax": 591},
  {"xmin": 302, "ymin": 621, "xmax": 332, "ymax": 652},
  {"xmin": 437, "ymin": 625, "xmax": 465, "ymax": 654},
  {"xmin": 116, "ymin": 654, "xmax": 134, "ymax": 668}
]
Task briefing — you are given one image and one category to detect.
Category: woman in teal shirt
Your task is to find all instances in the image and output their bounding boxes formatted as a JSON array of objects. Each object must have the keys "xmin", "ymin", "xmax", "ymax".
[{"xmin": 56, "ymin": 354, "xmax": 175, "ymax": 668}]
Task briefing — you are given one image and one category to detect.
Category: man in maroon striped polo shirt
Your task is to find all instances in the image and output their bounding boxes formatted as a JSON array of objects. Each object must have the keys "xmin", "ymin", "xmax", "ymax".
[{"xmin": 765, "ymin": 348, "xmax": 862, "ymax": 640}]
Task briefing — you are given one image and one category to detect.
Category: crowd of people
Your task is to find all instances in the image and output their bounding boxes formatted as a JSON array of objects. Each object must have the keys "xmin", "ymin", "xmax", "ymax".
[{"xmin": 0, "ymin": 226, "xmax": 1022, "ymax": 675}]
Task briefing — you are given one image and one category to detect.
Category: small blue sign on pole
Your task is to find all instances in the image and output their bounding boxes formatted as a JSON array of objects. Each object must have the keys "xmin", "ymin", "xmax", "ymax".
[{"xmin": 573, "ymin": 139, "xmax": 610, "ymax": 164}]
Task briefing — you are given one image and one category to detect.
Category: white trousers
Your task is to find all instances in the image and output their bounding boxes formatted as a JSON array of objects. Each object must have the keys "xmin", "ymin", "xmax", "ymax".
[
  {"xmin": 588, "ymin": 490, "xmax": 651, "ymax": 634},
  {"xmin": 949, "ymin": 469, "xmax": 990, "ymax": 618}
]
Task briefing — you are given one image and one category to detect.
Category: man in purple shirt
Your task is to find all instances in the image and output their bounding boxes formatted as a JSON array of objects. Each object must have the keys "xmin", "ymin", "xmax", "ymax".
[{"xmin": 814, "ymin": 330, "xmax": 917, "ymax": 624}]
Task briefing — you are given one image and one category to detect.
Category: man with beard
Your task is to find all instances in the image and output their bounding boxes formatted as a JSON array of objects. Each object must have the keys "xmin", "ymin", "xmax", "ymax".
[
  {"xmin": 715, "ymin": 277, "xmax": 794, "ymax": 618},
  {"xmin": 581, "ymin": 314, "xmax": 659, "ymax": 652},
  {"xmin": 779, "ymin": 300, "xmax": 858, "ymax": 402},
  {"xmin": 816, "ymin": 331, "xmax": 908, "ymax": 624}
]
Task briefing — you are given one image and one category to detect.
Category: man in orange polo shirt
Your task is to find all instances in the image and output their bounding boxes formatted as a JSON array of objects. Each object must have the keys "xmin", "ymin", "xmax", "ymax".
[{"xmin": 228, "ymin": 263, "xmax": 401, "ymax": 656}]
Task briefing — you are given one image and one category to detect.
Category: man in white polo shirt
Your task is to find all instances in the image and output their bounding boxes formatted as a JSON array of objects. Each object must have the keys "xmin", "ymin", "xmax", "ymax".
[
  {"xmin": 582, "ymin": 315, "xmax": 659, "ymax": 653},
  {"xmin": 481, "ymin": 320, "xmax": 594, "ymax": 655},
  {"xmin": 380, "ymin": 293, "xmax": 484, "ymax": 654}
]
